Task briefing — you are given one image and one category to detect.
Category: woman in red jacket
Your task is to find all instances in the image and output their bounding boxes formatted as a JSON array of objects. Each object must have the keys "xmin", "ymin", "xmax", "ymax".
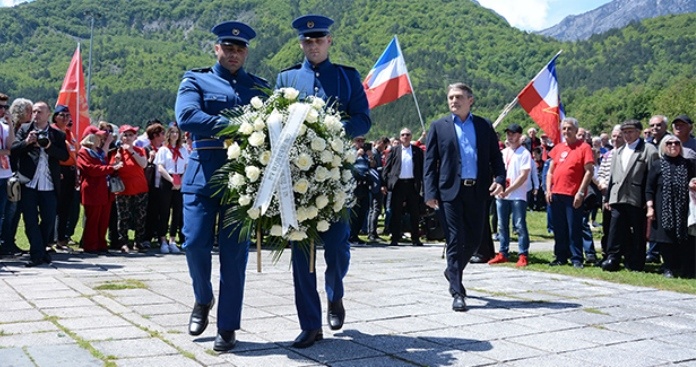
[{"xmin": 77, "ymin": 126, "xmax": 123, "ymax": 253}]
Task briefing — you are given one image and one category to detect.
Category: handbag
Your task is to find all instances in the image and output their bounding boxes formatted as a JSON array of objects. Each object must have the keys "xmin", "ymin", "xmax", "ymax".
[
  {"xmin": 109, "ymin": 175, "xmax": 125, "ymax": 193},
  {"xmin": 7, "ymin": 173, "xmax": 30, "ymax": 202}
]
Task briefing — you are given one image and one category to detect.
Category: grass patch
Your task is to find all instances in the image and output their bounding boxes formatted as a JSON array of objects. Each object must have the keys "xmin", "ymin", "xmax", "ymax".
[
  {"xmin": 583, "ymin": 307, "xmax": 609, "ymax": 315},
  {"xmin": 205, "ymin": 349, "xmax": 218, "ymax": 356},
  {"xmin": 94, "ymin": 279, "xmax": 148, "ymax": 291}
]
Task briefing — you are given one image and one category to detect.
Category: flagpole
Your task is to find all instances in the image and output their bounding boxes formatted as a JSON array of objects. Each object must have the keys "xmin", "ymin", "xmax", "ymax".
[
  {"xmin": 492, "ymin": 50, "xmax": 563, "ymax": 129},
  {"xmin": 394, "ymin": 35, "xmax": 425, "ymax": 132}
]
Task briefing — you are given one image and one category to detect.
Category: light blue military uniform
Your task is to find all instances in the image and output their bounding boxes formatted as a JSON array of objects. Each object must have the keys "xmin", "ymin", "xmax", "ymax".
[
  {"xmin": 276, "ymin": 15, "xmax": 371, "ymax": 332},
  {"xmin": 175, "ymin": 21, "xmax": 269, "ymax": 333}
]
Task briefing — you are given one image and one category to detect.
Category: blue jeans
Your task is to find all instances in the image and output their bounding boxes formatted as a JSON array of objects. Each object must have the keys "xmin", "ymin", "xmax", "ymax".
[
  {"xmin": 496, "ymin": 199, "xmax": 530, "ymax": 256},
  {"xmin": 550, "ymin": 194, "xmax": 584, "ymax": 263}
]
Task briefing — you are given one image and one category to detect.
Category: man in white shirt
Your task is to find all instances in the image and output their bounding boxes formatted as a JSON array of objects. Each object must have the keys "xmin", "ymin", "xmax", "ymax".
[{"xmin": 489, "ymin": 124, "xmax": 532, "ymax": 267}]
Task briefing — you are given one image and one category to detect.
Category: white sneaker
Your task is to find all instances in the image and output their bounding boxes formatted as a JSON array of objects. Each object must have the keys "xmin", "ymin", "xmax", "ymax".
[
  {"xmin": 168, "ymin": 241, "xmax": 180, "ymax": 254},
  {"xmin": 160, "ymin": 241, "xmax": 170, "ymax": 254}
]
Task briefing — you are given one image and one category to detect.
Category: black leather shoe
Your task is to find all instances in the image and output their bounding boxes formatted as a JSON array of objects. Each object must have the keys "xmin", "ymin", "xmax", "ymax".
[
  {"xmin": 585, "ymin": 254, "xmax": 597, "ymax": 265},
  {"xmin": 601, "ymin": 258, "xmax": 621, "ymax": 272},
  {"xmin": 388, "ymin": 241, "xmax": 399, "ymax": 246},
  {"xmin": 452, "ymin": 295, "xmax": 467, "ymax": 312},
  {"xmin": 548, "ymin": 259, "xmax": 567, "ymax": 266},
  {"xmin": 188, "ymin": 298, "xmax": 214, "ymax": 336},
  {"xmin": 572, "ymin": 261, "xmax": 584, "ymax": 269},
  {"xmin": 291, "ymin": 329, "xmax": 323, "ymax": 348},
  {"xmin": 412, "ymin": 241, "xmax": 423, "ymax": 246},
  {"xmin": 327, "ymin": 299, "xmax": 345, "ymax": 330},
  {"xmin": 213, "ymin": 330, "xmax": 236, "ymax": 352},
  {"xmin": 469, "ymin": 255, "xmax": 489, "ymax": 264},
  {"xmin": 646, "ymin": 254, "xmax": 661, "ymax": 264}
]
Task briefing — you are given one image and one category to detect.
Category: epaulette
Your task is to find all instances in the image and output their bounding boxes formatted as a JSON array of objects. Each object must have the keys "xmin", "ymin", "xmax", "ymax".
[
  {"xmin": 189, "ymin": 67, "xmax": 213, "ymax": 73},
  {"xmin": 280, "ymin": 64, "xmax": 302, "ymax": 72},
  {"xmin": 333, "ymin": 63, "xmax": 357, "ymax": 71}
]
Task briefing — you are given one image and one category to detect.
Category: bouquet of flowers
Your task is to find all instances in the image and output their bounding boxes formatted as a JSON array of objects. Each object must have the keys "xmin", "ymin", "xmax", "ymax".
[{"xmin": 212, "ymin": 87, "xmax": 357, "ymax": 264}]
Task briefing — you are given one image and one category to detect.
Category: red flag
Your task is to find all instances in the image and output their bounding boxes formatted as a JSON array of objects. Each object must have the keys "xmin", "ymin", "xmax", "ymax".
[
  {"xmin": 56, "ymin": 44, "xmax": 90, "ymax": 138},
  {"xmin": 362, "ymin": 36, "xmax": 413, "ymax": 109},
  {"xmin": 517, "ymin": 53, "xmax": 565, "ymax": 144}
]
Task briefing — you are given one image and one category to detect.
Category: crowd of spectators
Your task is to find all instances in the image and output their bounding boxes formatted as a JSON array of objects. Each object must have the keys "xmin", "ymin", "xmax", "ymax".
[{"xmin": 0, "ymin": 93, "xmax": 189, "ymax": 266}]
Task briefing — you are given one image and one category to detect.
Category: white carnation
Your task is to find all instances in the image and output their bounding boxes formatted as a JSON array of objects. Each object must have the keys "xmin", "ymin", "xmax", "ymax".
[
  {"xmin": 314, "ymin": 166, "xmax": 330, "ymax": 182},
  {"xmin": 293, "ymin": 178, "xmax": 310, "ymax": 194},
  {"xmin": 317, "ymin": 220, "xmax": 330, "ymax": 232},
  {"xmin": 253, "ymin": 117, "xmax": 265, "ymax": 131},
  {"xmin": 288, "ymin": 230, "xmax": 308, "ymax": 241},
  {"xmin": 320, "ymin": 150, "xmax": 333, "ymax": 163},
  {"xmin": 227, "ymin": 142, "xmax": 241, "ymax": 160},
  {"xmin": 310, "ymin": 137, "xmax": 326, "ymax": 151},
  {"xmin": 311, "ymin": 97, "xmax": 326, "ymax": 109},
  {"xmin": 330, "ymin": 139, "xmax": 344, "ymax": 152},
  {"xmin": 315, "ymin": 195, "xmax": 329, "ymax": 209},
  {"xmin": 248, "ymin": 131, "xmax": 266, "ymax": 147},
  {"xmin": 270, "ymin": 225, "xmax": 283, "ymax": 236},
  {"xmin": 247, "ymin": 207, "xmax": 260, "ymax": 219},
  {"xmin": 239, "ymin": 121, "xmax": 254, "ymax": 135},
  {"xmin": 230, "ymin": 173, "xmax": 245, "ymax": 187},
  {"xmin": 306, "ymin": 108, "xmax": 319, "ymax": 123},
  {"xmin": 250, "ymin": 96, "xmax": 263, "ymax": 109},
  {"xmin": 294, "ymin": 153, "xmax": 313, "ymax": 171},
  {"xmin": 238, "ymin": 195, "xmax": 251, "ymax": 206},
  {"xmin": 259, "ymin": 150, "xmax": 272, "ymax": 166},
  {"xmin": 283, "ymin": 87, "xmax": 300, "ymax": 100},
  {"xmin": 245, "ymin": 166, "xmax": 261, "ymax": 182}
]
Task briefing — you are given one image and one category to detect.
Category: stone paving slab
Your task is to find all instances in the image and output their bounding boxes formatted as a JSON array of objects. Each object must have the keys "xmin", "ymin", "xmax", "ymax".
[{"xmin": 1, "ymin": 242, "xmax": 695, "ymax": 366}]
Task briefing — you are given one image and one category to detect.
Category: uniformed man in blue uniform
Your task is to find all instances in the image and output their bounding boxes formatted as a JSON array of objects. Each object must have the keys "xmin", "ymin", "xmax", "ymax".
[
  {"xmin": 174, "ymin": 21, "xmax": 269, "ymax": 352},
  {"xmin": 276, "ymin": 14, "xmax": 371, "ymax": 348}
]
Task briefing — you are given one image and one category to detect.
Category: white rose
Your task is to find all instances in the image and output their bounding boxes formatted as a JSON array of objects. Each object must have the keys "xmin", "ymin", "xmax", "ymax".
[
  {"xmin": 253, "ymin": 117, "xmax": 265, "ymax": 131},
  {"xmin": 311, "ymin": 137, "xmax": 326, "ymax": 151},
  {"xmin": 317, "ymin": 220, "xmax": 330, "ymax": 232},
  {"xmin": 330, "ymin": 139, "xmax": 344, "ymax": 152},
  {"xmin": 230, "ymin": 173, "xmax": 245, "ymax": 187},
  {"xmin": 268, "ymin": 109, "xmax": 283, "ymax": 125},
  {"xmin": 314, "ymin": 166, "xmax": 330, "ymax": 182},
  {"xmin": 333, "ymin": 201, "xmax": 343, "ymax": 212},
  {"xmin": 298, "ymin": 124, "xmax": 307, "ymax": 136},
  {"xmin": 227, "ymin": 142, "xmax": 241, "ymax": 160},
  {"xmin": 239, "ymin": 121, "xmax": 254, "ymax": 135},
  {"xmin": 305, "ymin": 206, "xmax": 318, "ymax": 219},
  {"xmin": 245, "ymin": 166, "xmax": 261, "ymax": 182},
  {"xmin": 259, "ymin": 150, "xmax": 272, "ymax": 166},
  {"xmin": 342, "ymin": 169, "xmax": 353, "ymax": 182},
  {"xmin": 293, "ymin": 178, "xmax": 310, "ymax": 194},
  {"xmin": 344, "ymin": 150, "xmax": 357, "ymax": 164},
  {"xmin": 324, "ymin": 115, "xmax": 339, "ymax": 128},
  {"xmin": 248, "ymin": 131, "xmax": 266, "ymax": 147},
  {"xmin": 250, "ymin": 96, "xmax": 263, "ymax": 110},
  {"xmin": 330, "ymin": 167, "xmax": 341, "ymax": 181},
  {"xmin": 332, "ymin": 155, "xmax": 343, "ymax": 168},
  {"xmin": 296, "ymin": 208, "xmax": 307, "ymax": 222},
  {"xmin": 311, "ymin": 97, "xmax": 326, "ymax": 110},
  {"xmin": 270, "ymin": 225, "xmax": 283, "ymax": 236},
  {"xmin": 283, "ymin": 87, "xmax": 300, "ymax": 100},
  {"xmin": 238, "ymin": 195, "xmax": 252, "ymax": 206},
  {"xmin": 320, "ymin": 150, "xmax": 333, "ymax": 163},
  {"xmin": 306, "ymin": 108, "xmax": 319, "ymax": 123},
  {"xmin": 288, "ymin": 230, "xmax": 308, "ymax": 241},
  {"xmin": 315, "ymin": 195, "xmax": 329, "ymax": 209},
  {"xmin": 247, "ymin": 207, "xmax": 260, "ymax": 219},
  {"xmin": 294, "ymin": 153, "xmax": 314, "ymax": 171},
  {"xmin": 334, "ymin": 192, "xmax": 346, "ymax": 205}
]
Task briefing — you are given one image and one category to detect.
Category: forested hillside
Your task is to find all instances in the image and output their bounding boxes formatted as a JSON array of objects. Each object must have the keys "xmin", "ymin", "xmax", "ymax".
[{"xmin": 0, "ymin": 0, "xmax": 694, "ymax": 137}]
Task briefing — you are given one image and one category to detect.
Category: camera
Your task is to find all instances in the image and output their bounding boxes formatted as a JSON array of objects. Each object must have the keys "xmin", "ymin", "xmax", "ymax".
[
  {"xmin": 36, "ymin": 131, "xmax": 50, "ymax": 148},
  {"xmin": 363, "ymin": 142, "xmax": 372, "ymax": 151}
]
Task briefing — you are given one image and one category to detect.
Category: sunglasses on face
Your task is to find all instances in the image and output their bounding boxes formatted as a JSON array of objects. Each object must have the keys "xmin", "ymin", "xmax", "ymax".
[
  {"xmin": 401, "ymin": 133, "xmax": 411, "ymax": 136},
  {"xmin": 0, "ymin": 105, "xmax": 8, "ymax": 110},
  {"xmin": 665, "ymin": 141, "xmax": 681, "ymax": 146}
]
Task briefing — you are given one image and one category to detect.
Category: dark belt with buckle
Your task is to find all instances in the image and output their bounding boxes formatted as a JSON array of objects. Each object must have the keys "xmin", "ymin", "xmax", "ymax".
[{"xmin": 461, "ymin": 178, "xmax": 476, "ymax": 186}]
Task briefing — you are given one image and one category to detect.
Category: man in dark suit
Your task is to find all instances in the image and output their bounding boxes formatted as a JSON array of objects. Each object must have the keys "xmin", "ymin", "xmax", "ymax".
[
  {"xmin": 11, "ymin": 101, "xmax": 69, "ymax": 267},
  {"xmin": 424, "ymin": 83, "xmax": 505, "ymax": 312},
  {"xmin": 382, "ymin": 128, "xmax": 424, "ymax": 246}
]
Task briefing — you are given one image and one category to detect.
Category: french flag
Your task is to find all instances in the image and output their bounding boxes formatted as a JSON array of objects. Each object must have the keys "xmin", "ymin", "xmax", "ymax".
[
  {"xmin": 363, "ymin": 36, "xmax": 413, "ymax": 109},
  {"xmin": 517, "ymin": 53, "xmax": 565, "ymax": 144}
]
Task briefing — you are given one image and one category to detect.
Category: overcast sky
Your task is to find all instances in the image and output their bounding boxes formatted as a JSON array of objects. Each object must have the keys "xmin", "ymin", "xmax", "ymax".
[
  {"xmin": 478, "ymin": 0, "xmax": 613, "ymax": 30},
  {"xmin": 1, "ymin": 0, "xmax": 613, "ymax": 32}
]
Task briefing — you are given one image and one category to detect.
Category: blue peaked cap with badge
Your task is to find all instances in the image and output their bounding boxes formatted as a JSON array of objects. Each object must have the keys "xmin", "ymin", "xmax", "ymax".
[
  {"xmin": 211, "ymin": 21, "xmax": 256, "ymax": 46},
  {"xmin": 292, "ymin": 14, "xmax": 334, "ymax": 39}
]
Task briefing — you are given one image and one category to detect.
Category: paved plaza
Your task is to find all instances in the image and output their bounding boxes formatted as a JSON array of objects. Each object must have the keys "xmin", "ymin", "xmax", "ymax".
[{"xmin": 1, "ymin": 242, "xmax": 696, "ymax": 367}]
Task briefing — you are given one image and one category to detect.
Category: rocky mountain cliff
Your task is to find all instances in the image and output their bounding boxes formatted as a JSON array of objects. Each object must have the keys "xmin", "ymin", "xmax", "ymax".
[{"xmin": 539, "ymin": 0, "xmax": 696, "ymax": 41}]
